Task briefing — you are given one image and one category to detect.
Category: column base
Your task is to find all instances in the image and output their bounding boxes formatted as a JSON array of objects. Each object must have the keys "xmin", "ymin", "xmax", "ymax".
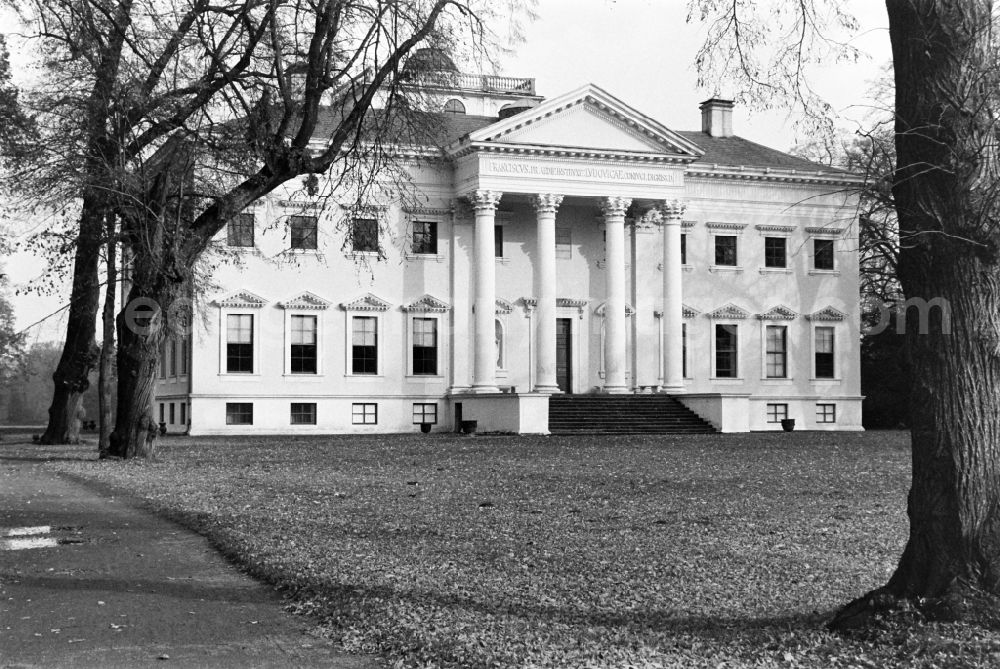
[
  {"xmin": 602, "ymin": 385, "xmax": 631, "ymax": 394},
  {"xmin": 468, "ymin": 384, "xmax": 501, "ymax": 394},
  {"xmin": 448, "ymin": 385, "xmax": 472, "ymax": 395},
  {"xmin": 660, "ymin": 383, "xmax": 685, "ymax": 394},
  {"xmin": 532, "ymin": 384, "xmax": 563, "ymax": 395}
]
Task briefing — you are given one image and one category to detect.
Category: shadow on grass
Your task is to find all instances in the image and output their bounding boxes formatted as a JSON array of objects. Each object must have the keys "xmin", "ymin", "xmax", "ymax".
[{"xmin": 12, "ymin": 573, "xmax": 274, "ymax": 605}]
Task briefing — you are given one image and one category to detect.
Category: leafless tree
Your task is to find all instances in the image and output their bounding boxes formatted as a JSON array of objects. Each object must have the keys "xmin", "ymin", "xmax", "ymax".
[{"xmin": 6, "ymin": 0, "xmax": 530, "ymax": 454}]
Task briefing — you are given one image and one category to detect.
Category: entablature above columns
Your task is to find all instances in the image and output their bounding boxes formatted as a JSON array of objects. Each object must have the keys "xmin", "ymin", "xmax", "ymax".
[{"xmin": 455, "ymin": 153, "xmax": 687, "ymax": 201}]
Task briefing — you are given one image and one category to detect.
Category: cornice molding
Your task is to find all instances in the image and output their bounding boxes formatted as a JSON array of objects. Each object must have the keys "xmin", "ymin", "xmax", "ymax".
[
  {"xmin": 756, "ymin": 304, "xmax": 798, "ymax": 321},
  {"xmin": 755, "ymin": 224, "xmax": 797, "ymax": 233},
  {"xmin": 214, "ymin": 290, "xmax": 267, "ymax": 309},
  {"xmin": 685, "ymin": 165, "xmax": 864, "ymax": 186},
  {"xmin": 340, "ymin": 293, "xmax": 392, "ymax": 312},
  {"xmin": 495, "ymin": 297, "xmax": 515, "ymax": 314},
  {"xmin": 279, "ymin": 291, "xmax": 331, "ymax": 310},
  {"xmin": 706, "ymin": 303, "xmax": 750, "ymax": 320},
  {"xmin": 402, "ymin": 294, "xmax": 451, "ymax": 313},
  {"xmin": 682, "ymin": 304, "xmax": 701, "ymax": 319},
  {"xmin": 805, "ymin": 227, "xmax": 846, "ymax": 236},
  {"xmin": 806, "ymin": 306, "xmax": 847, "ymax": 321},
  {"xmin": 706, "ymin": 221, "xmax": 749, "ymax": 232}
]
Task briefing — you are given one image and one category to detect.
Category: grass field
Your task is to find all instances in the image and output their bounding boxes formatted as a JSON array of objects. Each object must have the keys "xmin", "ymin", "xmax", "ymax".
[{"xmin": 5, "ymin": 430, "xmax": 1000, "ymax": 668}]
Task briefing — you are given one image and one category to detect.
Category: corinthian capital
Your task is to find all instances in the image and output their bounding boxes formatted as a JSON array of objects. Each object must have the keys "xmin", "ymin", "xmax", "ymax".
[
  {"xmin": 659, "ymin": 199, "xmax": 687, "ymax": 221},
  {"xmin": 532, "ymin": 193, "xmax": 564, "ymax": 215},
  {"xmin": 599, "ymin": 196, "xmax": 632, "ymax": 219},
  {"xmin": 468, "ymin": 190, "xmax": 503, "ymax": 213}
]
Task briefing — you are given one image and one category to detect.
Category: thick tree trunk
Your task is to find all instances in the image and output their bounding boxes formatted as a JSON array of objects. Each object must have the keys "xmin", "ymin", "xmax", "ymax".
[
  {"xmin": 107, "ymin": 273, "xmax": 187, "ymax": 459},
  {"xmin": 40, "ymin": 0, "xmax": 135, "ymax": 446},
  {"xmin": 832, "ymin": 0, "xmax": 1000, "ymax": 628},
  {"xmin": 98, "ymin": 217, "xmax": 117, "ymax": 458},
  {"xmin": 40, "ymin": 197, "xmax": 104, "ymax": 444}
]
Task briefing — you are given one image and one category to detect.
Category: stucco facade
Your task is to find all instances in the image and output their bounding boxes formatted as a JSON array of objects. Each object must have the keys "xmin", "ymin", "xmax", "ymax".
[{"xmin": 155, "ymin": 76, "xmax": 863, "ymax": 435}]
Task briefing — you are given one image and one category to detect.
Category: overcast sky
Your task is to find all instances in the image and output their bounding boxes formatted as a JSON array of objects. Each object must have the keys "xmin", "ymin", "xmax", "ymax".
[{"xmin": 4, "ymin": 0, "xmax": 892, "ymax": 341}]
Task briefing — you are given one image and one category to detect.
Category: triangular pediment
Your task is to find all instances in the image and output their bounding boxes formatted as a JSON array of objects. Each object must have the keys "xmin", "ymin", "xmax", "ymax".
[
  {"xmin": 806, "ymin": 306, "xmax": 847, "ymax": 321},
  {"xmin": 465, "ymin": 85, "xmax": 702, "ymax": 158},
  {"xmin": 279, "ymin": 291, "xmax": 331, "ymax": 310},
  {"xmin": 706, "ymin": 303, "xmax": 750, "ymax": 320},
  {"xmin": 495, "ymin": 297, "xmax": 514, "ymax": 314},
  {"xmin": 756, "ymin": 304, "xmax": 798, "ymax": 321},
  {"xmin": 403, "ymin": 294, "xmax": 450, "ymax": 313},
  {"xmin": 340, "ymin": 293, "xmax": 391, "ymax": 312},
  {"xmin": 682, "ymin": 304, "xmax": 701, "ymax": 319},
  {"xmin": 214, "ymin": 290, "xmax": 267, "ymax": 309}
]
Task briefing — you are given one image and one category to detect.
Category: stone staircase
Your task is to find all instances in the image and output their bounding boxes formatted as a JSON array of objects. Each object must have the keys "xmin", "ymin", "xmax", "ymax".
[{"xmin": 547, "ymin": 394, "xmax": 716, "ymax": 435}]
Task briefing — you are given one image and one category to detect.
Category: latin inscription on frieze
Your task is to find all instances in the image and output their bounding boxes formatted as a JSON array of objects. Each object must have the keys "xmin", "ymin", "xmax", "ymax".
[{"xmin": 486, "ymin": 159, "xmax": 677, "ymax": 185}]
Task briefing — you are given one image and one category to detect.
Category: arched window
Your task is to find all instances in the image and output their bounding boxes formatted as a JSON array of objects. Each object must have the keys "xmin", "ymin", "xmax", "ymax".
[
  {"xmin": 495, "ymin": 319, "xmax": 504, "ymax": 369},
  {"xmin": 444, "ymin": 98, "xmax": 466, "ymax": 114}
]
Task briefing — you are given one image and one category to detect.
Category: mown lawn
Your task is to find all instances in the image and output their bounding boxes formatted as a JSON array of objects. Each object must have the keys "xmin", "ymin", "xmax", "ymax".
[{"xmin": 8, "ymin": 430, "xmax": 1000, "ymax": 667}]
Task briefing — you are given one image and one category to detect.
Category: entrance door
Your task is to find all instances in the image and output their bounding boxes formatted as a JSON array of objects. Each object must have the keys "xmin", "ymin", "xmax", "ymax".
[{"xmin": 556, "ymin": 318, "xmax": 572, "ymax": 393}]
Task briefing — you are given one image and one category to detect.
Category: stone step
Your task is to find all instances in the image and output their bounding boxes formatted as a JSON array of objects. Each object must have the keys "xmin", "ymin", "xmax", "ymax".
[{"xmin": 547, "ymin": 394, "xmax": 715, "ymax": 435}]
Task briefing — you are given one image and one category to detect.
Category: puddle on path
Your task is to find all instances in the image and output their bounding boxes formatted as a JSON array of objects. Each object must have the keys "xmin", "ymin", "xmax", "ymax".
[{"xmin": 0, "ymin": 526, "xmax": 86, "ymax": 551}]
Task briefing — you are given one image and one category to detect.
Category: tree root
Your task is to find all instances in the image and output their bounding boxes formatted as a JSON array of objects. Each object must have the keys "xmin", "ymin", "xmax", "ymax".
[{"xmin": 830, "ymin": 584, "xmax": 1000, "ymax": 632}]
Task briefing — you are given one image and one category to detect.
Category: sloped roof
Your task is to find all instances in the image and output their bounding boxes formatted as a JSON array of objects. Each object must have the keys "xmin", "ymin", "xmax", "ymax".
[
  {"xmin": 311, "ymin": 107, "xmax": 496, "ymax": 148},
  {"xmin": 676, "ymin": 131, "xmax": 845, "ymax": 173}
]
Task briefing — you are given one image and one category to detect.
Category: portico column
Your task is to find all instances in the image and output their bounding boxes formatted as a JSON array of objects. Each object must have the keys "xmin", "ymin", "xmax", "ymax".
[
  {"xmin": 660, "ymin": 200, "xmax": 686, "ymax": 393},
  {"xmin": 533, "ymin": 194, "xmax": 564, "ymax": 393},
  {"xmin": 600, "ymin": 196, "xmax": 631, "ymax": 394},
  {"xmin": 471, "ymin": 190, "xmax": 503, "ymax": 393}
]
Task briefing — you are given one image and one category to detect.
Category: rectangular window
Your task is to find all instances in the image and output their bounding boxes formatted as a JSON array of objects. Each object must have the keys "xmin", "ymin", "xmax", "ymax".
[
  {"xmin": 226, "ymin": 402, "xmax": 253, "ymax": 425},
  {"xmin": 766, "ymin": 403, "xmax": 788, "ymax": 423},
  {"xmin": 352, "ymin": 403, "xmax": 377, "ymax": 425},
  {"xmin": 556, "ymin": 227, "xmax": 572, "ymax": 258},
  {"xmin": 180, "ymin": 337, "xmax": 189, "ymax": 375},
  {"xmin": 291, "ymin": 402, "xmax": 317, "ymax": 425},
  {"xmin": 290, "ymin": 215, "xmax": 318, "ymax": 250},
  {"xmin": 765, "ymin": 325, "xmax": 787, "ymax": 378},
  {"xmin": 169, "ymin": 403, "xmax": 175, "ymax": 424},
  {"xmin": 814, "ymin": 239, "xmax": 835, "ymax": 270},
  {"xmin": 159, "ymin": 403, "xmax": 165, "ymax": 423},
  {"xmin": 412, "ymin": 318, "xmax": 438, "ymax": 375},
  {"xmin": 413, "ymin": 403, "xmax": 438, "ymax": 424},
  {"xmin": 351, "ymin": 316, "xmax": 377, "ymax": 374},
  {"xmin": 817, "ymin": 403, "xmax": 837, "ymax": 423},
  {"xmin": 714, "ymin": 235, "xmax": 737, "ymax": 266},
  {"xmin": 226, "ymin": 314, "xmax": 254, "ymax": 373},
  {"xmin": 494, "ymin": 225, "xmax": 504, "ymax": 257},
  {"xmin": 352, "ymin": 217, "xmax": 379, "ymax": 253},
  {"xmin": 764, "ymin": 237, "xmax": 787, "ymax": 268},
  {"xmin": 411, "ymin": 220, "xmax": 438, "ymax": 254},
  {"xmin": 227, "ymin": 213, "xmax": 255, "ymax": 247},
  {"xmin": 682, "ymin": 322, "xmax": 688, "ymax": 377},
  {"xmin": 180, "ymin": 403, "xmax": 186, "ymax": 425},
  {"xmin": 815, "ymin": 327, "xmax": 835, "ymax": 378},
  {"xmin": 158, "ymin": 342, "xmax": 167, "ymax": 378},
  {"xmin": 715, "ymin": 324, "xmax": 738, "ymax": 378},
  {"xmin": 290, "ymin": 315, "xmax": 317, "ymax": 374},
  {"xmin": 681, "ymin": 233, "xmax": 688, "ymax": 264},
  {"xmin": 168, "ymin": 338, "xmax": 177, "ymax": 377}
]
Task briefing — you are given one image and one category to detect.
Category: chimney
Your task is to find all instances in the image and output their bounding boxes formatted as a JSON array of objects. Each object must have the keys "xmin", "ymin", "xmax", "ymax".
[{"xmin": 699, "ymin": 98, "xmax": 734, "ymax": 138}]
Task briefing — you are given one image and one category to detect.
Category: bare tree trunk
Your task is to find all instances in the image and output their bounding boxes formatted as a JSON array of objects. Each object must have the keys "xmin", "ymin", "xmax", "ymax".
[
  {"xmin": 98, "ymin": 215, "xmax": 116, "ymax": 458},
  {"xmin": 40, "ymin": 197, "xmax": 103, "ymax": 444},
  {"xmin": 832, "ymin": 0, "xmax": 1000, "ymax": 628},
  {"xmin": 39, "ymin": 0, "xmax": 134, "ymax": 445}
]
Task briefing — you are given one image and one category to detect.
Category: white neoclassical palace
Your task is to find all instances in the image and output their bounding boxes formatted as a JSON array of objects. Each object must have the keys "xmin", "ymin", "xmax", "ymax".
[{"xmin": 155, "ymin": 63, "xmax": 863, "ymax": 435}]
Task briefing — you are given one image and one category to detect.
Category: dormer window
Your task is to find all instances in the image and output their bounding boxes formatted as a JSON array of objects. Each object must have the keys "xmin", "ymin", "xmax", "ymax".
[{"xmin": 444, "ymin": 98, "xmax": 465, "ymax": 114}]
